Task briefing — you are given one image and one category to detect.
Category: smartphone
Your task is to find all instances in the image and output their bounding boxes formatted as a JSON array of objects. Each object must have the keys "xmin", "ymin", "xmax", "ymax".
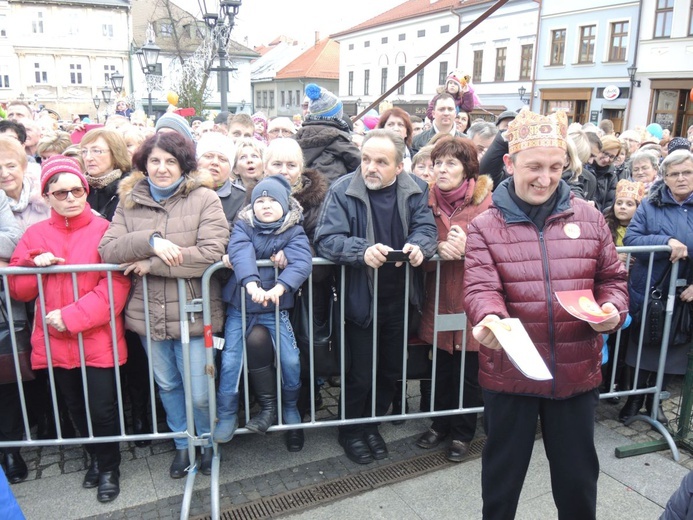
[{"xmin": 386, "ymin": 250, "xmax": 410, "ymax": 262}]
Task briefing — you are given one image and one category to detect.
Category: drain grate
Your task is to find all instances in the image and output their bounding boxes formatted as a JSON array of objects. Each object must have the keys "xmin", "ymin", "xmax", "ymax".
[{"xmin": 194, "ymin": 436, "xmax": 487, "ymax": 520}]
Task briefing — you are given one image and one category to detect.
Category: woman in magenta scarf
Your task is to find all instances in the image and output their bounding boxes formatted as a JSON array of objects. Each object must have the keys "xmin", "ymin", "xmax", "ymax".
[{"xmin": 414, "ymin": 136, "xmax": 494, "ymax": 463}]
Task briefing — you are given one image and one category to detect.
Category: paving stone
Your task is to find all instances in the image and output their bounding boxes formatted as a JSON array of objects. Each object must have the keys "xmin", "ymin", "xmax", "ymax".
[
  {"xmin": 40, "ymin": 453, "xmax": 61, "ymax": 466},
  {"xmin": 63, "ymin": 458, "xmax": 85, "ymax": 473},
  {"xmin": 39, "ymin": 463, "xmax": 62, "ymax": 478}
]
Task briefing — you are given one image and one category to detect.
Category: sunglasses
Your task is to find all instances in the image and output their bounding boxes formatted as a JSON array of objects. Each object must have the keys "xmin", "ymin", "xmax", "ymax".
[{"xmin": 49, "ymin": 187, "xmax": 86, "ymax": 200}]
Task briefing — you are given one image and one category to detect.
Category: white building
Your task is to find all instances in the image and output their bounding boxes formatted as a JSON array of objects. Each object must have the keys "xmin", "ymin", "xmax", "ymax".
[{"xmin": 632, "ymin": 0, "xmax": 693, "ymax": 133}]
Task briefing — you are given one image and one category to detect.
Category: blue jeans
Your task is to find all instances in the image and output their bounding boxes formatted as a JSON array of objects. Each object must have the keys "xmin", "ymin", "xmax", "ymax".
[
  {"xmin": 217, "ymin": 308, "xmax": 301, "ymax": 418},
  {"xmin": 140, "ymin": 335, "xmax": 210, "ymax": 449}
]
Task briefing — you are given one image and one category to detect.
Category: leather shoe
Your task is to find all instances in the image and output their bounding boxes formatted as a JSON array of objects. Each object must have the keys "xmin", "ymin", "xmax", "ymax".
[
  {"xmin": 83, "ymin": 457, "xmax": 99, "ymax": 489},
  {"xmin": 133, "ymin": 416, "xmax": 151, "ymax": 447},
  {"xmin": 364, "ymin": 432, "xmax": 388, "ymax": 460},
  {"xmin": 170, "ymin": 448, "xmax": 190, "ymax": 479},
  {"xmin": 447, "ymin": 440, "xmax": 470, "ymax": 463},
  {"xmin": 199, "ymin": 448, "xmax": 213, "ymax": 476},
  {"xmin": 96, "ymin": 470, "xmax": 120, "ymax": 503},
  {"xmin": 338, "ymin": 435, "xmax": 373, "ymax": 465},
  {"xmin": 4, "ymin": 452, "xmax": 28, "ymax": 484},
  {"xmin": 285, "ymin": 429, "xmax": 305, "ymax": 452},
  {"xmin": 416, "ymin": 428, "xmax": 447, "ymax": 449}
]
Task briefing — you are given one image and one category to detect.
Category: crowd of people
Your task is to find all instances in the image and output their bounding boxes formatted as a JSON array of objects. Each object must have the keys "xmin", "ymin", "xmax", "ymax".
[{"xmin": 0, "ymin": 77, "xmax": 692, "ymax": 519}]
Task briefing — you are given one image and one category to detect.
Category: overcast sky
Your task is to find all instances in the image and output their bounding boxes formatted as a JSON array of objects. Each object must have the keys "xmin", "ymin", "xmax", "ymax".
[{"xmin": 172, "ymin": 0, "xmax": 404, "ymax": 48}]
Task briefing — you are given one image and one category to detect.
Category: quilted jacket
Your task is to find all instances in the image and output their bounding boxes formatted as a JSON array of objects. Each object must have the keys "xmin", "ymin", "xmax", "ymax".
[{"xmin": 463, "ymin": 178, "xmax": 629, "ymax": 398}]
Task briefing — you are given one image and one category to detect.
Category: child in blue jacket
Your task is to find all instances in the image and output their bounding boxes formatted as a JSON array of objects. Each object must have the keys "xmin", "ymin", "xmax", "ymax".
[{"xmin": 214, "ymin": 175, "xmax": 312, "ymax": 451}]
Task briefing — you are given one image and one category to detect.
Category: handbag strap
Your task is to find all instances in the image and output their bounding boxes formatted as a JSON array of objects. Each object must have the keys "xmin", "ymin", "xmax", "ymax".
[{"xmin": 653, "ymin": 262, "xmax": 674, "ymax": 294}]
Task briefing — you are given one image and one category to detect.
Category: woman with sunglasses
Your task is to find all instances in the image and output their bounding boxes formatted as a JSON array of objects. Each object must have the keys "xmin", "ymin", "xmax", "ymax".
[{"xmin": 8, "ymin": 155, "xmax": 131, "ymax": 502}]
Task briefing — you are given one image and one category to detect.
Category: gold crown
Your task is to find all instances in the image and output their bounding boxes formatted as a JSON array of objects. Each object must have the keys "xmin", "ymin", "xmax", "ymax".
[
  {"xmin": 506, "ymin": 110, "xmax": 568, "ymax": 154},
  {"xmin": 615, "ymin": 179, "xmax": 645, "ymax": 203}
]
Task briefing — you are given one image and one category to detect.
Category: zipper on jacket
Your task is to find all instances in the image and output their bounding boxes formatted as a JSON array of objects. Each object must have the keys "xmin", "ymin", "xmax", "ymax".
[{"xmin": 538, "ymin": 230, "xmax": 557, "ymax": 397}]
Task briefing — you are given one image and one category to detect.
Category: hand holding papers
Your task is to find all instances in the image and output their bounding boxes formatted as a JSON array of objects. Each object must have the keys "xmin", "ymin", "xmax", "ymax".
[
  {"xmin": 555, "ymin": 290, "xmax": 621, "ymax": 332},
  {"xmin": 473, "ymin": 317, "xmax": 553, "ymax": 381}
]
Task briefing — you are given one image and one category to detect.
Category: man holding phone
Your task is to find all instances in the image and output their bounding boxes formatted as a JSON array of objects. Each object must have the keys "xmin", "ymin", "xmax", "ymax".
[{"xmin": 315, "ymin": 129, "xmax": 437, "ymax": 464}]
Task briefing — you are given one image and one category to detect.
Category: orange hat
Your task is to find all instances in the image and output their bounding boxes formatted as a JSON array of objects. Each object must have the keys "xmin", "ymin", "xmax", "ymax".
[
  {"xmin": 506, "ymin": 110, "xmax": 568, "ymax": 155},
  {"xmin": 615, "ymin": 179, "xmax": 645, "ymax": 203}
]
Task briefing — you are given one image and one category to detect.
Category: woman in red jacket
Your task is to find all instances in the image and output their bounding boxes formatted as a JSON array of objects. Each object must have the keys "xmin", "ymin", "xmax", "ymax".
[
  {"xmin": 414, "ymin": 136, "xmax": 493, "ymax": 462},
  {"xmin": 8, "ymin": 156, "xmax": 130, "ymax": 503}
]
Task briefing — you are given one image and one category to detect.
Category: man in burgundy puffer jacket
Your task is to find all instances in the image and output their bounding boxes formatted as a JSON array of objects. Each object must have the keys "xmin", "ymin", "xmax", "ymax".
[{"xmin": 463, "ymin": 110, "xmax": 628, "ymax": 520}]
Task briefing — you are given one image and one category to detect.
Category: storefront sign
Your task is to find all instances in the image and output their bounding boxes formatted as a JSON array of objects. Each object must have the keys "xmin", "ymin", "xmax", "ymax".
[
  {"xmin": 590, "ymin": 111, "xmax": 599, "ymax": 123},
  {"xmin": 603, "ymin": 85, "xmax": 621, "ymax": 101}
]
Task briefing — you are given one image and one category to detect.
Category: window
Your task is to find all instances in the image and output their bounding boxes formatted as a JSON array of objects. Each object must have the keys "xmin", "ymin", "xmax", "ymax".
[
  {"xmin": 348, "ymin": 71, "xmax": 354, "ymax": 96},
  {"xmin": 381, "ymin": 37, "xmax": 388, "ymax": 44},
  {"xmin": 159, "ymin": 23, "xmax": 173, "ymax": 38},
  {"xmin": 550, "ymin": 29, "xmax": 566, "ymax": 65},
  {"xmin": 473, "ymin": 50, "xmax": 483, "ymax": 83},
  {"xmin": 398, "ymin": 33, "xmax": 405, "ymax": 41},
  {"xmin": 281, "ymin": 91, "xmax": 285, "ymax": 106},
  {"xmin": 34, "ymin": 62, "xmax": 47, "ymax": 84},
  {"xmin": 520, "ymin": 44, "xmax": 533, "ymax": 80},
  {"xmin": 494, "ymin": 47, "xmax": 507, "ymax": 81},
  {"xmin": 288, "ymin": 91, "xmax": 293, "ymax": 106},
  {"xmin": 256, "ymin": 91, "xmax": 261, "ymax": 108},
  {"xmin": 296, "ymin": 90, "xmax": 300, "ymax": 105},
  {"xmin": 438, "ymin": 61, "xmax": 448, "ymax": 85},
  {"xmin": 69, "ymin": 64, "xmax": 82, "ymax": 85},
  {"xmin": 397, "ymin": 66, "xmax": 405, "ymax": 95},
  {"xmin": 654, "ymin": 0, "xmax": 674, "ymax": 38},
  {"xmin": 578, "ymin": 25, "xmax": 596, "ymax": 63},
  {"xmin": 0, "ymin": 66, "xmax": 10, "ymax": 88},
  {"xmin": 609, "ymin": 21, "xmax": 629, "ymax": 61},
  {"xmin": 348, "ymin": 43, "xmax": 354, "ymax": 50},
  {"xmin": 0, "ymin": 15, "xmax": 7, "ymax": 37},
  {"xmin": 364, "ymin": 69, "xmax": 370, "ymax": 95},
  {"xmin": 380, "ymin": 67, "xmax": 388, "ymax": 94},
  {"xmin": 32, "ymin": 12, "xmax": 43, "ymax": 34},
  {"xmin": 364, "ymin": 40, "xmax": 370, "ymax": 48},
  {"xmin": 262, "ymin": 91, "xmax": 267, "ymax": 107},
  {"xmin": 418, "ymin": 30, "xmax": 426, "ymax": 38},
  {"xmin": 441, "ymin": 25, "xmax": 450, "ymax": 34},
  {"xmin": 269, "ymin": 91, "xmax": 274, "ymax": 109},
  {"xmin": 102, "ymin": 24, "xmax": 113, "ymax": 38},
  {"xmin": 416, "ymin": 69, "xmax": 424, "ymax": 95},
  {"xmin": 103, "ymin": 64, "xmax": 115, "ymax": 84}
]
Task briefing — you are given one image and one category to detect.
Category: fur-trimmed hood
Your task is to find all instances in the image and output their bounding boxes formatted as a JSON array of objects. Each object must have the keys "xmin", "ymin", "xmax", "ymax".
[
  {"xmin": 117, "ymin": 169, "xmax": 216, "ymax": 209},
  {"xmin": 293, "ymin": 168, "xmax": 327, "ymax": 213},
  {"xmin": 429, "ymin": 174, "xmax": 493, "ymax": 213},
  {"xmin": 235, "ymin": 196, "xmax": 304, "ymax": 235}
]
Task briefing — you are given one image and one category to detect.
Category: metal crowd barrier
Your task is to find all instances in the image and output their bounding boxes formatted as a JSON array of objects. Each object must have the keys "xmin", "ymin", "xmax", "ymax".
[{"xmin": 0, "ymin": 245, "xmax": 684, "ymax": 518}]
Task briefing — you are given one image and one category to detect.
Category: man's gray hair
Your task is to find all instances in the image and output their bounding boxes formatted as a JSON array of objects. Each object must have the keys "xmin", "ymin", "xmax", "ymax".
[
  {"xmin": 362, "ymin": 128, "xmax": 405, "ymax": 164},
  {"xmin": 467, "ymin": 121, "xmax": 498, "ymax": 141},
  {"xmin": 661, "ymin": 149, "xmax": 693, "ymax": 178}
]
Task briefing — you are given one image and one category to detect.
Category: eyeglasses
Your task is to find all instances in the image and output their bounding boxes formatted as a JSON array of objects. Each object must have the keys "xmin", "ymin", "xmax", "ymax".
[
  {"xmin": 48, "ymin": 187, "xmax": 86, "ymax": 200},
  {"xmin": 600, "ymin": 152, "xmax": 617, "ymax": 161},
  {"xmin": 665, "ymin": 170, "xmax": 693, "ymax": 179},
  {"xmin": 81, "ymin": 148, "xmax": 109, "ymax": 157},
  {"xmin": 268, "ymin": 128, "xmax": 293, "ymax": 136}
]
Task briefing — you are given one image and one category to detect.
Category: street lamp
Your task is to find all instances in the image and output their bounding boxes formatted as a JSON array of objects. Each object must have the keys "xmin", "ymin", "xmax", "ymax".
[
  {"xmin": 518, "ymin": 86, "xmax": 529, "ymax": 105},
  {"xmin": 135, "ymin": 36, "xmax": 161, "ymax": 118},
  {"xmin": 110, "ymin": 71, "xmax": 124, "ymax": 94},
  {"xmin": 92, "ymin": 95, "xmax": 101, "ymax": 123},
  {"xmin": 101, "ymin": 84, "xmax": 113, "ymax": 105},
  {"xmin": 627, "ymin": 65, "xmax": 641, "ymax": 89},
  {"xmin": 198, "ymin": 0, "xmax": 242, "ymax": 112}
]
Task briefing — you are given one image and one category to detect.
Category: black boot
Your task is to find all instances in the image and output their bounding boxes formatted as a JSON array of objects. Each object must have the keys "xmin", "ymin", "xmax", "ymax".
[
  {"xmin": 618, "ymin": 394, "xmax": 644, "ymax": 423},
  {"xmin": 2, "ymin": 450, "xmax": 28, "ymax": 484},
  {"xmin": 245, "ymin": 366, "xmax": 277, "ymax": 434},
  {"xmin": 645, "ymin": 394, "xmax": 669, "ymax": 425}
]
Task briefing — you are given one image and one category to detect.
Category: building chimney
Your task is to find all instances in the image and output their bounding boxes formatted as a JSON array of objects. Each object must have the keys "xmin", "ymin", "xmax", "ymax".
[{"xmin": 315, "ymin": 31, "xmax": 320, "ymax": 46}]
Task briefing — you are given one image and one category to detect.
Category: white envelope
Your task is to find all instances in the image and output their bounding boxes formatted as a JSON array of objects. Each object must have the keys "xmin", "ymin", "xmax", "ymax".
[{"xmin": 485, "ymin": 318, "xmax": 553, "ymax": 381}]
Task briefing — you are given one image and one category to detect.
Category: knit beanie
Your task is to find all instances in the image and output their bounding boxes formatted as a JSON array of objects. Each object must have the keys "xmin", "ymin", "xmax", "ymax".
[
  {"xmin": 446, "ymin": 70, "xmax": 470, "ymax": 90},
  {"xmin": 40, "ymin": 155, "xmax": 90, "ymax": 195},
  {"xmin": 646, "ymin": 123, "xmax": 664, "ymax": 140},
  {"xmin": 155, "ymin": 113, "xmax": 194, "ymax": 142},
  {"xmin": 252, "ymin": 112, "xmax": 268, "ymax": 130},
  {"xmin": 251, "ymin": 175, "xmax": 291, "ymax": 215},
  {"xmin": 668, "ymin": 137, "xmax": 691, "ymax": 154},
  {"xmin": 195, "ymin": 132, "xmax": 236, "ymax": 166},
  {"xmin": 305, "ymin": 83, "xmax": 343, "ymax": 121}
]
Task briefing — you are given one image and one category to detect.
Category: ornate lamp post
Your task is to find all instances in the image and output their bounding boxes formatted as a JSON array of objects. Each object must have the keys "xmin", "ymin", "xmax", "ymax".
[
  {"xmin": 135, "ymin": 32, "xmax": 161, "ymax": 118},
  {"xmin": 110, "ymin": 71, "xmax": 124, "ymax": 95},
  {"xmin": 92, "ymin": 95, "xmax": 101, "ymax": 123},
  {"xmin": 198, "ymin": 0, "xmax": 242, "ymax": 112},
  {"xmin": 518, "ymin": 86, "xmax": 530, "ymax": 105}
]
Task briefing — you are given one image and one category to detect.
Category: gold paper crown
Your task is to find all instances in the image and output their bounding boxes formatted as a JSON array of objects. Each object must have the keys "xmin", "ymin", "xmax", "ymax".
[
  {"xmin": 506, "ymin": 110, "xmax": 568, "ymax": 154},
  {"xmin": 615, "ymin": 179, "xmax": 645, "ymax": 203}
]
